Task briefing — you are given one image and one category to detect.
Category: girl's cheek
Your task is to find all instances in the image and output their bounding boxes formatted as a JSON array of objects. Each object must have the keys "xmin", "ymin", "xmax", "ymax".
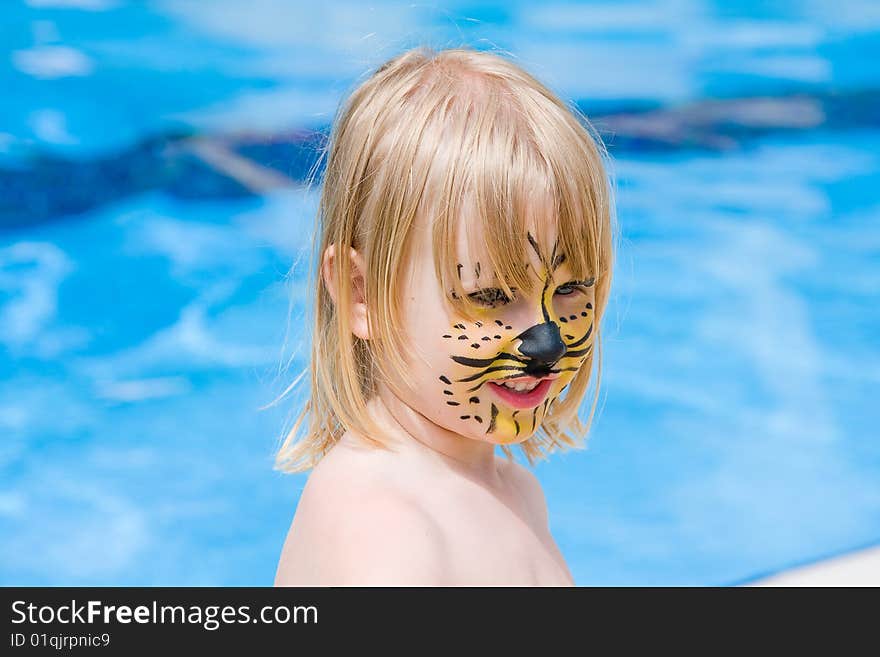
[
  {"xmin": 436, "ymin": 317, "xmax": 516, "ymax": 431},
  {"xmin": 441, "ymin": 318, "xmax": 512, "ymax": 350}
]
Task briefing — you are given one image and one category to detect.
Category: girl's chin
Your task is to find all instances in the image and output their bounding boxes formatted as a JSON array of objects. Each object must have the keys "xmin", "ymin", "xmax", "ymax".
[{"xmin": 478, "ymin": 433, "xmax": 532, "ymax": 447}]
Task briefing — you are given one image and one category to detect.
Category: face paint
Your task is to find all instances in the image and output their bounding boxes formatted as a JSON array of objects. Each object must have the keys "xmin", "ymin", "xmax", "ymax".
[{"xmin": 438, "ymin": 232, "xmax": 595, "ymax": 444}]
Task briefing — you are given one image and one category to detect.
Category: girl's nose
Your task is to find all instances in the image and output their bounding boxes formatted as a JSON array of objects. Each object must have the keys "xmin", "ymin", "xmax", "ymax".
[{"xmin": 515, "ymin": 321, "xmax": 566, "ymax": 365}]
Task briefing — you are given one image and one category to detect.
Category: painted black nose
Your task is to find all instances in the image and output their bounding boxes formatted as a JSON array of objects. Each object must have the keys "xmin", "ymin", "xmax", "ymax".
[{"xmin": 516, "ymin": 322, "xmax": 566, "ymax": 365}]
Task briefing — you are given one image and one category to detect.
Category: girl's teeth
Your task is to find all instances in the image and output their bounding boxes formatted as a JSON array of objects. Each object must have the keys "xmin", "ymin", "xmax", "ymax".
[{"xmin": 501, "ymin": 380, "xmax": 540, "ymax": 392}]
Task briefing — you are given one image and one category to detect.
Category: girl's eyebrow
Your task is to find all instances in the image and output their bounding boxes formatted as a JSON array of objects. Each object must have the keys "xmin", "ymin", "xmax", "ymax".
[
  {"xmin": 458, "ymin": 262, "xmax": 492, "ymax": 289},
  {"xmin": 465, "ymin": 274, "xmax": 596, "ymax": 291},
  {"xmin": 468, "ymin": 285, "xmax": 518, "ymax": 294},
  {"xmin": 467, "ymin": 271, "xmax": 515, "ymax": 289}
]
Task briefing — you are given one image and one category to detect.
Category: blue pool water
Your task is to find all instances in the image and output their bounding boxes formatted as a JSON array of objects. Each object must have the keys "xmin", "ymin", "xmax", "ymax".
[{"xmin": 1, "ymin": 0, "xmax": 878, "ymax": 585}]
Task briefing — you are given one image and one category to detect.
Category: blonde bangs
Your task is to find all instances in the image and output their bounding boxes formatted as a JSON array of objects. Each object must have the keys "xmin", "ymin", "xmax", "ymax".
[{"xmin": 426, "ymin": 73, "xmax": 613, "ymax": 328}]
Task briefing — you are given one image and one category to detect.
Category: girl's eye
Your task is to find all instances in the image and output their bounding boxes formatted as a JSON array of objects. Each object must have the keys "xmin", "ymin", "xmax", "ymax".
[
  {"xmin": 555, "ymin": 278, "xmax": 595, "ymax": 296},
  {"xmin": 467, "ymin": 278, "xmax": 595, "ymax": 305},
  {"xmin": 468, "ymin": 288, "xmax": 516, "ymax": 307}
]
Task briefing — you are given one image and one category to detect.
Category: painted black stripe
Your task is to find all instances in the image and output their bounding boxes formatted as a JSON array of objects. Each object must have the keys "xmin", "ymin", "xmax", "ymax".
[
  {"xmin": 567, "ymin": 323, "xmax": 593, "ymax": 349},
  {"xmin": 486, "ymin": 403, "xmax": 498, "ymax": 434},
  {"xmin": 526, "ymin": 232, "xmax": 545, "ymax": 266},
  {"xmin": 451, "ymin": 353, "xmax": 529, "ymax": 368},
  {"xmin": 562, "ymin": 344, "xmax": 593, "ymax": 359}
]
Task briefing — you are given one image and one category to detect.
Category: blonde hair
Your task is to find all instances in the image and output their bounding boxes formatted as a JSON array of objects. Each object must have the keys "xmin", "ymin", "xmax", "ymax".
[{"xmin": 272, "ymin": 46, "xmax": 617, "ymax": 473}]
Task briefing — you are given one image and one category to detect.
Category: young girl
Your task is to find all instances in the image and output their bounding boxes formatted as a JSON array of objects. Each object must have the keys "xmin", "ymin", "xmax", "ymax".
[{"xmin": 273, "ymin": 46, "xmax": 615, "ymax": 586}]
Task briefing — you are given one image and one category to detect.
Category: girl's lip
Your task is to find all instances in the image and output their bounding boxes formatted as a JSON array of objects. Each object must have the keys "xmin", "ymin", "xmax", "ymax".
[{"xmin": 487, "ymin": 376, "xmax": 556, "ymax": 409}]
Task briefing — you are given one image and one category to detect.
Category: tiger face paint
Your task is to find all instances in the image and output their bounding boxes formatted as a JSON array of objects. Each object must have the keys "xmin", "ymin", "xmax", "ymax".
[
  {"xmin": 389, "ymin": 213, "xmax": 595, "ymax": 450},
  {"xmin": 437, "ymin": 232, "xmax": 595, "ymax": 444}
]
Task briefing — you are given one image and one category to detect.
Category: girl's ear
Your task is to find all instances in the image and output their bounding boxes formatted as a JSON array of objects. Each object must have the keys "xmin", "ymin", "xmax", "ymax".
[{"xmin": 321, "ymin": 243, "xmax": 371, "ymax": 340}]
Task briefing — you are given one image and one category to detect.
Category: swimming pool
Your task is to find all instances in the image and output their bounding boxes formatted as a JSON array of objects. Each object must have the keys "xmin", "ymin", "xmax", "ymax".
[{"xmin": 1, "ymin": 0, "xmax": 878, "ymax": 585}]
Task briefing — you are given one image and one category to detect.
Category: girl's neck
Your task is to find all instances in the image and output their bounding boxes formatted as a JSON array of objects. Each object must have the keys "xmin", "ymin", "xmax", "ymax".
[{"xmin": 367, "ymin": 386, "xmax": 503, "ymax": 488}]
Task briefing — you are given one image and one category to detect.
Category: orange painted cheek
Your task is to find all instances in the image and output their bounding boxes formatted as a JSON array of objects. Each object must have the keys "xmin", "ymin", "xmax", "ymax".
[{"xmin": 557, "ymin": 299, "xmax": 595, "ymax": 356}]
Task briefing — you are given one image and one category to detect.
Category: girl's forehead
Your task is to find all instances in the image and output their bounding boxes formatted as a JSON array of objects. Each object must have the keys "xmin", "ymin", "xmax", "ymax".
[
  {"xmin": 451, "ymin": 221, "xmax": 561, "ymax": 285},
  {"xmin": 412, "ymin": 188, "xmax": 566, "ymax": 286}
]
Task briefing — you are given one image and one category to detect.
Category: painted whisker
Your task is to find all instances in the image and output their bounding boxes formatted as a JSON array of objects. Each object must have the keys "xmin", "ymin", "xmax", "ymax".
[
  {"xmin": 451, "ymin": 353, "xmax": 530, "ymax": 368},
  {"xmin": 565, "ymin": 323, "xmax": 593, "ymax": 349}
]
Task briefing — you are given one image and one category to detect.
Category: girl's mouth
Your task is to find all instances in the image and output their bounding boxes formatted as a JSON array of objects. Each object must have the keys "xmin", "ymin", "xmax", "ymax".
[{"xmin": 487, "ymin": 377, "xmax": 555, "ymax": 409}]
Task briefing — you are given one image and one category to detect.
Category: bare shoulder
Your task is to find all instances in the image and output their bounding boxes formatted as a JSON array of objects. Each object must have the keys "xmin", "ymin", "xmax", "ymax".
[
  {"xmin": 499, "ymin": 458, "xmax": 550, "ymax": 529},
  {"xmin": 322, "ymin": 484, "xmax": 447, "ymax": 586},
  {"xmin": 275, "ymin": 436, "xmax": 447, "ymax": 586}
]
